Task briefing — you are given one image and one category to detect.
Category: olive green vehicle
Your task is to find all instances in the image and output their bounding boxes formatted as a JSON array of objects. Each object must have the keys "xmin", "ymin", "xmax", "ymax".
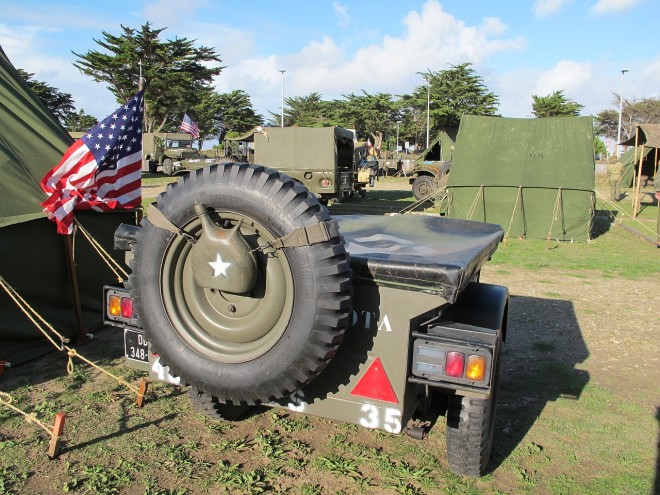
[
  {"xmin": 409, "ymin": 131, "xmax": 454, "ymax": 201},
  {"xmin": 103, "ymin": 162, "xmax": 509, "ymax": 477},
  {"xmin": 143, "ymin": 132, "xmax": 214, "ymax": 176},
  {"xmin": 224, "ymin": 126, "xmax": 365, "ymax": 203}
]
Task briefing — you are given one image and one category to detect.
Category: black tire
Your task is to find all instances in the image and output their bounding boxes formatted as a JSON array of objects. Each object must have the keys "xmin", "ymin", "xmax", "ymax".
[
  {"xmin": 412, "ymin": 175, "xmax": 436, "ymax": 201},
  {"xmin": 148, "ymin": 160, "xmax": 158, "ymax": 174},
  {"xmin": 188, "ymin": 386, "xmax": 251, "ymax": 421},
  {"xmin": 162, "ymin": 158, "xmax": 174, "ymax": 176},
  {"xmin": 445, "ymin": 353, "xmax": 501, "ymax": 477},
  {"xmin": 130, "ymin": 163, "xmax": 352, "ymax": 405}
]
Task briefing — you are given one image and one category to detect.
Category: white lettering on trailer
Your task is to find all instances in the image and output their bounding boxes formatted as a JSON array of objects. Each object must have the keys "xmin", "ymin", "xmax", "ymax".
[
  {"xmin": 286, "ymin": 390, "xmax": 306, "ymax": 413},
  {"xmin": 351, "ymin": 310, "xmax": 391, "ymax": 331},
  {"xmin": 151, "ymin": 358, "xmax": 181, "ymax": 385},
  {"xmin": 378, "ymin": 314, "xmax": 392, "ymax": 332},
  {"xmin": 359, "ymin": 404, "xmax": 402, "ymax": 433}
]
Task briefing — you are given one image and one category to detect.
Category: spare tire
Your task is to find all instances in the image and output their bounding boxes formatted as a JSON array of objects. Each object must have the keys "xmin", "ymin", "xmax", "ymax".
[{"xmin": 130, "ymin": 163, "xmax": 352, "ymax": 405}]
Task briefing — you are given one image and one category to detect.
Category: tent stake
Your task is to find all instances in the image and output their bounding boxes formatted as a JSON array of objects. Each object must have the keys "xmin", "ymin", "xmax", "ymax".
[{"xmin": 48, "ymin": 412, "xmax": 66, "ymax": 459}]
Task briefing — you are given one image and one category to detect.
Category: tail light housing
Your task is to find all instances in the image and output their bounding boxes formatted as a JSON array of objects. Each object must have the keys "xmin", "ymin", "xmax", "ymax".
[{"xmin": 103, "ymin": 285, "xmax": 139, "ymax": 327}]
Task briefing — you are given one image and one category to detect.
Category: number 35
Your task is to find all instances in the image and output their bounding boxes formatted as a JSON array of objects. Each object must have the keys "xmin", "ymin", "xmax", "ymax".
[{"xmin": 359, "ymin": 404, "xmax": 402, "ymax": 433}]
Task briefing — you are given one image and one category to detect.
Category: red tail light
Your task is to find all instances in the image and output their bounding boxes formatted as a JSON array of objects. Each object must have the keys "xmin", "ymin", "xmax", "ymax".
[
  {"xmin": 121, "ymin": 297, "xmax": 134, "ymax": 319},
  {"xmin": 445, "ymin": 352, "xmax": 465, "ymax": 377}
]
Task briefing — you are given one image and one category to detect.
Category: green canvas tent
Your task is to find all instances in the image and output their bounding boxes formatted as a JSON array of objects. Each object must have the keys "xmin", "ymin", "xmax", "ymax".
[
  {"xmin": 445, "ymin": 115, "xmax": 595, "ymax": 241},
  {"xmin": 0, "ymin": 45, "xmax": 135, "ymax": 364}
]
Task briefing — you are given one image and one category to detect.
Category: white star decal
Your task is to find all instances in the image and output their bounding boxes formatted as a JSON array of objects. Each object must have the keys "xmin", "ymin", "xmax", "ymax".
[{"xmin": 209, "ymin": 253, "xmax": 231, "ymax": 278}]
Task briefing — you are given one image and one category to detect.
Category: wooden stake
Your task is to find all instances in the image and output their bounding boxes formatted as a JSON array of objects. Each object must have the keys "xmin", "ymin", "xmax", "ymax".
[
  {"xmin": 48, "ymin": 412, "xmax": 66, "ymax": 459},
  {"xmin": 136, "ymin": 378, "xmax": 149, "ymax": 408}
]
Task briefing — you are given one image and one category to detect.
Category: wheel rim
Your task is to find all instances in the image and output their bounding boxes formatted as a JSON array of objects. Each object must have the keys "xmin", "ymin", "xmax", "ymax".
[
  {"xmin": 417, "ymin": 178, "xmax": 434, "ymax": 197},
  {"xmin": 160, "ymin": 210, "xmax": 295, "ymax": 363}
]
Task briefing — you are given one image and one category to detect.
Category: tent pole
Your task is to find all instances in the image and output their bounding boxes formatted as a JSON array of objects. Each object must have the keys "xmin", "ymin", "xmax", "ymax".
[
  {"xmin": 634, "ymin": 143, "xmax": 645, "ymax": 218},
  {"xmin": 63, "ymin": 228, "xmax": 87, "ymax": 343}
]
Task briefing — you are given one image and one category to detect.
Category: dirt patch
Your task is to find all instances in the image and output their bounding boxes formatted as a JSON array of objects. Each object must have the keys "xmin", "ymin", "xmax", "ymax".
[{"xmin": 480, "ymin": 266, "xmax": 659, "ymax": 411}]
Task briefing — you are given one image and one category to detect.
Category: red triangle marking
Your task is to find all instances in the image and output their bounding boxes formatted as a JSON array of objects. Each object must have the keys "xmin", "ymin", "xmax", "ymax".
[{"xmin": 350, "ymin": 357, "xmax": 398, "ymax": 404}]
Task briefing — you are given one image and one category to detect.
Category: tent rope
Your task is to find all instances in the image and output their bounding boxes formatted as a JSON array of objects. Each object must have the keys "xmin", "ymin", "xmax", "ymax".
[
  {"xmin": 0, "ymin": 276, "xmax": 69, "ymax": 351},
  {"xmin": 398, "ymin": 188, "xmax": 447, "ymax": 215},
  {"xmin": 0, "ymin": 276, "xmax": 141, "ymax": 397},
  {"xmin": 503, "ymin": 186, "xmax": 523, "ymax": 247},
  {"xmin": 595, "ymin": 191, "xmax": 659, "ymax": 237},
  {"xmin": 546, "ymin": 188, "xmax": 563, "ymax": 249},
  {"xmin": 73, "ymin": 218, "xmax": 128, "ymax": 282},
  {"xmin": 0, "ymin": 392, "xmax": 52, "ymax": 436},
  {"xmin": 466, "ymin": 185, "xmax": 484, "ymax": 220}
]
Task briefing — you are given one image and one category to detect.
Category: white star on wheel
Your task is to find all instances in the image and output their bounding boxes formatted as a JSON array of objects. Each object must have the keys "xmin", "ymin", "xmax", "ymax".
[{"xmin": 208, "ymin": 253, "xmax": 231, "ymax": 277}]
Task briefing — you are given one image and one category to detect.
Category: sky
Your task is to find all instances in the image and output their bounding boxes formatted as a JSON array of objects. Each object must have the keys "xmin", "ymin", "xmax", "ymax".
[{"xmin": 1, "ymin": 0, "xmax": 659, "ymax": 128}]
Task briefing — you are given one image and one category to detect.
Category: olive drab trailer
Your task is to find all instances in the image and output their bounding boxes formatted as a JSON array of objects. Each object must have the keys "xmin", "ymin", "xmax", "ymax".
[{"xmin": 103, "ymin": 162, "xmax": 509, "ymax": 477}]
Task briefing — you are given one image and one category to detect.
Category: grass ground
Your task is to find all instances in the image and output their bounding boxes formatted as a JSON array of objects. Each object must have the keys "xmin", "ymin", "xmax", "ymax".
[{"xmin": 0, "ymin": 172, "xmax": 658, "ymax": 494}]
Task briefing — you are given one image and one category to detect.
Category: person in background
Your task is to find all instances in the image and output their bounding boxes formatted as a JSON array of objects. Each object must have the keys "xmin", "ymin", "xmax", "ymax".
[{"xmin": 608, "ymin": 160, "xmax": 624, "ymax": 201}]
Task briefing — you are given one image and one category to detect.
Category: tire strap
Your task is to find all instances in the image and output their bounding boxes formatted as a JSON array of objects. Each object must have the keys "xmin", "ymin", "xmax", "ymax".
[
  {"xmin": 265, "ymin": 220, "xmax": 340, "ymax": 250},
  {"xmin": 147, "ymin": 203, "xmax": 338, "ymax": 249},
  {"xmin": 146, "ymin": 204, "xmax": 196, "ymax": 243}
]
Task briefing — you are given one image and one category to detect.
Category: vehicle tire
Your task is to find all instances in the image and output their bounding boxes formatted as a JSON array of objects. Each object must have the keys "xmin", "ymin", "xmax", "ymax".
[
  {"xmin": 148, "ymin": 160, "xmax": 158, "ymax": 174},
  {"xmin": 412, "ymin": 175, "xmax": 436, "ymax": 201},
  {"xmin": 445, "ymin": 353, "xmax": 501, "ymax": 477},
  {"xmin": 188, "ymin": 386, "xmax": 251, "ymax": 421},
  {"xmin": 130, "ymin": 162, "xmax": 352, "ymax": 405},
  {"xmin": 162, "ymin": 158, "xmax": 174, "ymax": 176}
]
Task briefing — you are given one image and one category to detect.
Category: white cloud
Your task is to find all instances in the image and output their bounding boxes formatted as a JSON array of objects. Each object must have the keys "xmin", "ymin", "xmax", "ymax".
[
  {"xmin": 333, "ymin": 2, "xmax": 351, "ymax": 29},
  {"xmin": 532, "ymin": 0, "xmax": 572, "ymax": 17},
  {"xmin": 532, "ymin": 60, "xmax": 594, "ymax": 97},
  {"xmin": 481, "ymin": 17, "xmax": 508, "ymax": 36},
  {"xmin": 589, "ymin": 0, "xmax": 641, "ymax": 15},
  {"xmin": 218, "ymin": 0, "xmax": 526, "ymax": 118}
]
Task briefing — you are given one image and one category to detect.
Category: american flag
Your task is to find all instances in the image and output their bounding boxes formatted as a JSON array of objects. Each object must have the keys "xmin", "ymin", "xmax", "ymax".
[
  {"xmin": 180, "ymin": 113, "xmax": 200, "ymax": 139},
  {"xmin": 40, "ymin": 91, "xmax": 144, "ymax": 234}
]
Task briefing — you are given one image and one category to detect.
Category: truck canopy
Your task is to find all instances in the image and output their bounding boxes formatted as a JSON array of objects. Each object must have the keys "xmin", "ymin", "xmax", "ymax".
[{"xmin": 253, "ymin": 127, "xmax": 354, "ymax": 169}]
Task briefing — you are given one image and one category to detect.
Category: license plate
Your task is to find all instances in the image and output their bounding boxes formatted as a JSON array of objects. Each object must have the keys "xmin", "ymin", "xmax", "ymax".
[{"xmin": 124, "ymin": 328, "xmax": 149, "ymax": 363}]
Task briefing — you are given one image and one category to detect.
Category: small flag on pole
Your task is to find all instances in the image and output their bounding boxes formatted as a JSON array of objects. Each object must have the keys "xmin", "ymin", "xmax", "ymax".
[
  {"xmin": 180, "ymin": 113, "xmax": 200, "ymax": 139},
  {"xmin": 40, "ymin": 91, "xmax": 144, "ymax": 234}
]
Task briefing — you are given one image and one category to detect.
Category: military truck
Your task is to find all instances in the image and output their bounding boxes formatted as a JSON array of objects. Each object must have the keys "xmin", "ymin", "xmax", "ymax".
[
  {"xmin": 409, "ymin": 131, "xmax": 454, "ymax": 201},
  {"xmin": 103, "ymin": 162, "xmax": 509, "ymax": 477},
  {"xmin": 143, "ymin": 132, "xmax": 214, "ymax": 176},
  {"xmin": 224, "ymin": 126, "xmax": 364, "ymax": 203}
]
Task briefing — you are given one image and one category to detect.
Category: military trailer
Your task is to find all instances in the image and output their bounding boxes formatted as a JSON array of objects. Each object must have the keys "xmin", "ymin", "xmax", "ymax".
[
  {"xmin": 143, "ymin": 132, "xmax": 214, "ymax": 176},
  {"xmin": 103, "ymin": 162, "xmax": 509, "ymax": 477},
  {"xmin": 225, "ymin": 126, "xmax": 364, "ymax": 203}
]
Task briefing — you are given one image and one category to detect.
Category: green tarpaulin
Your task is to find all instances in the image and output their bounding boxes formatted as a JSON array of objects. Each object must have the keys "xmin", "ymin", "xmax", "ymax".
[
  {"xmin": 446, "ymin": 115, "xmax": 595, "ymax": 241},
  {"xmin": 0, "ymin": 45, "xmax": 135, "ymax": 364}
]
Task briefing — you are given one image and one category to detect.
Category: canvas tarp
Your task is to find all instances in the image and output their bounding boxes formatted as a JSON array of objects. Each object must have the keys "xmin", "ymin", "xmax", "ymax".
[
  {"xmin": 446, "ymin": 115, "xmax": 595, "ymax": 241},
  {"xmin": 0, "ymin": 45, "xmax": 135, "ymax": 364},
  {"xmin": 253, "ymin": 127, "xmax": 354, "ymax": 168}
]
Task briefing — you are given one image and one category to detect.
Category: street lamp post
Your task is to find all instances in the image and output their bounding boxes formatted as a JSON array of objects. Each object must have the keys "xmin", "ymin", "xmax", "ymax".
[
  {"xmin": 426, "ymin": 80, "xmax": 430, "ymax": 149},
  {"xmin": 279, "ymin": 69, "xmax": 286, "ymax": 128},
  {"xmin": 396, "ymin": 120, "xmax": 402, "ymax": 153},
  {"xmin": 616, "ymin": 69, "xmax": 629, "ymax": 157}
]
